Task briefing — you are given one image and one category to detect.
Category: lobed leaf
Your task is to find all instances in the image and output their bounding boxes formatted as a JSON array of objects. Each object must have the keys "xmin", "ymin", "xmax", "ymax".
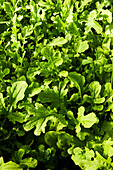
[{"xmin": 8, "ymin": 81, "xmax": 28, "ymax": 109}]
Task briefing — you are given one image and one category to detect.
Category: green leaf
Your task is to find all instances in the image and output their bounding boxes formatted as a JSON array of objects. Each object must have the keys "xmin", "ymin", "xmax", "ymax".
[
  {"xmin": 41, "ymin": 46, "xmax": 54, "ymax": 59},
  {"xmin": 14, "ymin": 149, "xmax": 25, "ymax": 163},
  {"xmin": 104, "ymin": 83, "xmax": 113, "ymax": 98},
  {"xmin": 100, "ymin": 121, "xmax": 113, "ymax": 138},
  {"xmin": 71, "ymin": 147, "xmax": 94, "ymax": 166},
  {"xmin": 0, "ymin": 157, "xmax": 4, "ymax": 168},
  {"xmin": 82, "ymin": 94, "xmax": 92, "ymax": 104},
  {"xmin": 59, "ymin": 79, "xmax": 69, "ymax": 97},
  {"xmin": 48, "ymin": 37, "xmax": 67, "ymax": 46},
  {"xmin": 65, "ymin": 34, "xmax": 72, "ymax": 41},
  {"xmin": 89, "ymin": 81, "xmax": 101, "ymax": 98},
  {"xmin": 63, "ymin": 0, "xmax": 73, "ymax": 8},
  {"xmin": 105, "ymin": 23, "xmax": 113, "ymax": 37},
  {"xmin": 27, "ymin": 67, "xmax": 41, "ymax": 78},
  {"xmin": 103, "ymin": 138, "xmax": 113, "ymax": 157},
  {"xmin": 57, "ymin": 132, "xmax": 73, "ymax": 149},
  {"xmin": 77, "ymin": 41, "xmax": 89, "ymax": 53},
  {"xmin": 92, "ymin": 105, "xmax": 103, "ymax": 111},
  {"xmin": 81, "ymin": 112, "xmax": 98, "ymax": 128},
  {"xmin": 69, "ymin": 147, "xmax": 107, "ymax": 170},
  {"xmin": 30, "ymin": 0, "xmax": 41, "ymax": 22},
  {"xmin": 102, "ymin": 36, "xmax": 111, "ymax": 50},
  {"xmin": 66, "ymin": 12, "xmax": 73, "ymax": 23},
  {"xmin": 1, "ymin": 68, "xmax": 10, "ymax": 78},
  {"xmin": 20, "ymin": 157, "xmax": 38, "ymax": 168},
  {"xmin": 24, "ymin": 117, "xmax": 46, "ymax": 136},
  {"xmin": 0, "ymin": 158, "xmax": 22, "ymax": 170},
  {"xmin": 24, "ymin": 111, "xmax": 67, "ymax": 135},
  {"xmin": 93, "ymin": 20, "xmax": 103, "ymax": 34},
  {"xmin": 67, "ymin": 110, "xmax": 77, "ymax": 125},
  {"xmin": 3, "ymin": 2, "xmax": 13, "ymax": 18},
  {"xmin": 76, "ymin": 131, "xmax": 90, "ymax": 141},
  {"xmin": 71, "ymin": 147, "xmax": 85, "ymax": 165},
  {"xmin": 101, "ymin": 9, "xmax": 112, "ymax": 23},
  {"xmin": 54, "ymin": 57, "xmax": 63, "ymax": 66},
  {"xmin": 82, "ymin": 57, "xmax": 93, "ymax": 65},
  {"xmin": 69, "ymin": 93, "xmax": 79, "ymax": 102},
  {"xmin": 93, "ymin": 97, "xmax": 105, "ymax": 104},
  {"xmin": 34, "ymin": 117, "xmax": 51, "ymax": 136},
  {"xmin": 8, "ymin": 112, "xmax": 25, "ymax": 124},
  {"xmin": 22, "ymin": 25, "xmax": 33, "ymax": 37},
  {"xmin": 77, "ymin": 106, "xmax": 98, "ymax": 128},
  {"xmin": 59, "ymin": 71, "xmax": 68, "ymax": 77},
  {"xmin": 0, "ymin": 93, "xmax": 5, "ymax": 108},
  {"xmin": 38, "ymin": 88, "xmax": 59, "ymax": 104},
  {"xmin": 23, "ymin": 103, "xmax": 67, "ymax": 135},
  {"xmin": 77, "ymin": 106, "xmax": 85, "ymax": 121},
  {"xmin": 8, "ymin": 81, "xmax": 28, "ymax": 109},
  {"xmin": 93, "ymin": 152, "xmax": 107, "ymax": 169},
  {"xmin": 68, "ymin": 72, "xmax": 85, "ymax": 96},
  {"xmin": 96, "ymin": 1, "xmax": 104, "ymax": 13},
  {"xmin": 44, "ymin": 131, "xmax": 58, "ymax": 147},
  {"xmin": 24, "ymin": 116, "xmax": 44, "ymax": 135},
  {"xmin": 75, "ymin": 123, "xmax": 81, "ymax": 133},
  {"xmin": 80, "ymin": 0, "xmax": 92, "ymax": 12},
  {"xmin": 28, "ymin": 82, "xmax": 42, "ymax": 97},
  {"xmin": 85, "ymin": 10, "xmax": 103, "ymax": 34}
]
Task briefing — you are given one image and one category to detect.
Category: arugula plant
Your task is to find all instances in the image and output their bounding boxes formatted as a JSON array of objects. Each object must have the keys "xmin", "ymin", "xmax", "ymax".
[{"xmin": 0, "ymin": 0, "xmax": 113, "ymax": 169}]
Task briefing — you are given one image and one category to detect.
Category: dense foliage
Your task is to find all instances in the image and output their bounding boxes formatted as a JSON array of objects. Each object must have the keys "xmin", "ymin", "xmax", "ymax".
[{"xmin": 0, "ymin": 0, "xmax": 113, "ymax": 169}]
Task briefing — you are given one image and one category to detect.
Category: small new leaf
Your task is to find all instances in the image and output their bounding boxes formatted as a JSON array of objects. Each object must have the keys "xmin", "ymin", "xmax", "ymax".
[
  {"xmin": 77, "ymin": 41, "xmax": 89, "ymax": 53},
  {"xmin": 48, "ymin": 37, "xmax": 67, "ymax": 46}
]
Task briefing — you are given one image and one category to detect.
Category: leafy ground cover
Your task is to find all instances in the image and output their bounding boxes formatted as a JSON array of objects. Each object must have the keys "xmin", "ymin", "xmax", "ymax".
[{"xmin": 0, "ymin": 0, "xmax": 113, "ymax": 169}]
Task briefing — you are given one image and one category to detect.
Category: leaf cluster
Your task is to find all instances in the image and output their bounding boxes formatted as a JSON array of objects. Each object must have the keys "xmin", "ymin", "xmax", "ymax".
[{"xmin": 0, "ymin": 0, "xmax": 113, "ymax": 169}]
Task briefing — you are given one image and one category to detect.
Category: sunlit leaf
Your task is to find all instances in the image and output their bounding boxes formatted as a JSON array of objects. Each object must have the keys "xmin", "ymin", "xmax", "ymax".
[{"xmin": 48, "ymin": 37, "xmax": 67, "ymax": 46}]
